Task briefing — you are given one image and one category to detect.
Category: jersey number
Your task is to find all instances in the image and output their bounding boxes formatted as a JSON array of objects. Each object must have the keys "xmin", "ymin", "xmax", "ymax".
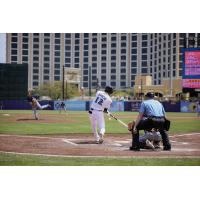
[{"xmin": 95, "ymin": 97, "xmax": 104, "ymax": 106}]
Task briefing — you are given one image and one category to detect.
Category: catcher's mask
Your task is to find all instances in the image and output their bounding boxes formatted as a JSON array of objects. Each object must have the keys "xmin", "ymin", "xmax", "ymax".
[{"xmin": 105, "ymin": 86, "xmax": 113, "ymax": 95}]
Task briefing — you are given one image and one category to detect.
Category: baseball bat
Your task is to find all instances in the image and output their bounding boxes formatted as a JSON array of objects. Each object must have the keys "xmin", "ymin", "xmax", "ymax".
[{"xmin": 108, "ymin": 112, "xmax": 128, "ymax": 128}]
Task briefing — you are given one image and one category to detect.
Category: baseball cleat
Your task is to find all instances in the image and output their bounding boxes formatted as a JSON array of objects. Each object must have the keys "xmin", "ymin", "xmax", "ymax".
[
  {"xmin": 129, "ymin": 146, "xmax": 140, "ymax": 151},
  {"xmin": 99, "ymin": 134, "xmax": 104, "ymax": 144},
  {"xmin": 163, "ymin": 144, "xmax": 171, "ymax": 151}
]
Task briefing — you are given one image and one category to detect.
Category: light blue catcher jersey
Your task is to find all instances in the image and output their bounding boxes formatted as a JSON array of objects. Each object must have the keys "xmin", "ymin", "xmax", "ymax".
[{"xmin": 139, "ymin": 99, "xmax": 165, "ymax": 117}]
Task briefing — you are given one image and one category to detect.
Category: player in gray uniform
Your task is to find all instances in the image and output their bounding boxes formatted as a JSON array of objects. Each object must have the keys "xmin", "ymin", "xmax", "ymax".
[
  {"xmin": 130, "ymin": 92, "xmax": 171, "ymax": 151},
  {"xmin": 88, "ymin": 86, "xmax": 113, "ymax": 144},
  {"xmin": 27, "ymin": 91, "xmax": 51, "ymax": 120},
  {"xmin": 139, "ymin": 129, "xmax": 161, "ymax": 150}
]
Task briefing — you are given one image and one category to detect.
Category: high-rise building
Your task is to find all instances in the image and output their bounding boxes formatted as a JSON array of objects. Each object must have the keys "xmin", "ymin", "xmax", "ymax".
[{"xmin": 6, "ymin": 33, "xmax": 200, "ymax": 91}]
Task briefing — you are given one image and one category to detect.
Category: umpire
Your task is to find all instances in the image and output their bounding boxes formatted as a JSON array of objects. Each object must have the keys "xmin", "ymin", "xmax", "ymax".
[{"xmin": 130, "ymin": 92, "xmax": 171, "ymax": 151}]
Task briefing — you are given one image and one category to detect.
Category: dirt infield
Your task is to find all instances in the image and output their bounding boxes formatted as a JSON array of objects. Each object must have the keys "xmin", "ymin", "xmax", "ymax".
[{"xmin": 0, "ymin": 133, "xmax": 200, "ymax": 157}]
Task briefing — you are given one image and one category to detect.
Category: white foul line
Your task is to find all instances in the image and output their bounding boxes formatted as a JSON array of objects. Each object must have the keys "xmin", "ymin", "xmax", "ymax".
[{"xmin": 62, "ymin": 139, "xmax": 78, "ymax": 146}]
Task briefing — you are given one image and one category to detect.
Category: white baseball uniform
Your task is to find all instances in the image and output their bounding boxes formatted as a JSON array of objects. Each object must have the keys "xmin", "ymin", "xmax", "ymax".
[{"xmin": 89, "ymin": 90, "xmax": 112, "ymax": 142}]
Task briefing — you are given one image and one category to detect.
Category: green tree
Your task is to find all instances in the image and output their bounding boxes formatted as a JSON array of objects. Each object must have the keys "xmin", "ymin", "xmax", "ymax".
[{"xmin": 33, "ymin": 81, "xmax": 79, "ymax": 100}]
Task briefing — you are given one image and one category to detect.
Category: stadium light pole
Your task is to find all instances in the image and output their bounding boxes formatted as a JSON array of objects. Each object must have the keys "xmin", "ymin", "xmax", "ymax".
[
  {"xmin": 62, "ymin": 65, "xmax": 65, "ymax": 100},
  {"xmin": 89, "ymin": 65, "xmax": 91, "ymax": 99}
]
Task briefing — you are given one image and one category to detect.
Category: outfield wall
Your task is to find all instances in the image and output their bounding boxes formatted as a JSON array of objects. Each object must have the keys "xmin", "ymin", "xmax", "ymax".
[{"xmin": 2, "ymin": 100, "xmax": 195, "ymax": 112}]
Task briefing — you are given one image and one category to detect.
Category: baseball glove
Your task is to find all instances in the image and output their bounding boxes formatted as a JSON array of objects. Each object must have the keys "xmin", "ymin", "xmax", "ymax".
[
  {"xmin": 128, "ymin": 121, "xmax": 135, "ymax": 131},
  {"xmin": 32, "ymin": 98, "xmax": 37, "ymax": 108}
]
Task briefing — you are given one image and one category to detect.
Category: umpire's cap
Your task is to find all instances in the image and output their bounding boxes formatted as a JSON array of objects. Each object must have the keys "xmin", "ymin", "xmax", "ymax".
[
  {"xmin": 145, "ymin": 92, "xmax": 155, "ymax": 98},
  {"xmin": 105, "ymin": 86, "xmax": 113, "ymax": 95}
]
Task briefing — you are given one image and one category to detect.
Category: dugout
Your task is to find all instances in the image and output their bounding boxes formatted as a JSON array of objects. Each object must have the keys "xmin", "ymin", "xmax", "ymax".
[{"xmin": 0, "ymin": 63, "xmax": 28, "ymax": 100}]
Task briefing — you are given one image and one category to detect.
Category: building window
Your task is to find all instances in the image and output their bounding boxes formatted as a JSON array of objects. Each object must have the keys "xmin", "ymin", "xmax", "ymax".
[
  {"xmin": 142, "ymin": 55, "xmax": 147, "ymax": 60},
  {"xmin": 65, "ymin": 33, "xmax": 71, "ymax": 38},
  {"xmin": 121, "ymin": 35, "xmax": 126, "ymax": 40},
  {"xmin": 75, "ymin": 33, "xmax": 79, "ymax": 38},
  {"xmin": 101, "ymin": 56, "xmax": 106, "ymax": 61},
  {"xmin": 54, "ymin": 76, "xmax": 60, "ymax": 81},
  {"xmin": 55, "ymin": 64, "xmax": 60, "ymax": 68},
  {"xmin": 132, "ymin": 42, "xmax": 137, "ymax": 47},
  {"xmin": 121, "ymin": 49, "xmax": 126, "ymax": 54},
  {"xmin": 92, "ymin": 57, "xmax": 97, "ymax": 61},
  {"xmin": 102, "ymin": 50, "xmax": 107, "ymax": 54},
  {"xmin": 84, "ymin": 33, "xmax": 89, "ymax": 37},
  {"xmin": 111, "ymin": 43, "xmax": 116, "ymax": 48},
  {"xmin": 55, "ymin": 33, "xmax": 60, "ymax": 38},
  {"xmin": 44, "ymin": 57, "xmax": 49, "ymax": 62},
  {"xmin": 121, "ymin": 42, "xmax": 126, "ymax": 47},
  {"xmin": 33, "ymin": 50, "xmax": 39, "ymax": 55},
  {"xmin": 121, "ymin": 68, "xmax": 126, "ymax": 73},
  {"xmin": 121, "ymin": 62, "xmax": 126, "ymax": 66},
  {"xmin": 131, "ymin": 55, "xmax": 137, "ymax": 60},
  {"xmin": 111, "ymin": 62, "xmax": 116, "ymax": 67},
  {"xmin": 22, "ymin": 44, "xmax": 28, "ymax": 49},
  {"xmin": 75, "ymin": 58, "xmax": 79, "ymax": 63},
  {"xmin": 11, "ymin": 50, "xmax": 17, "ymax": 55},
  {"xmin": 101, "ymin": 63, "xmax": 106, "ymax": 67},
  {"xmin": 84, "ymin": 51, "xmax": 88, "ymax": 56},
  {"xmin": 121, "ymin": 55, "xmax": 126, "ymax": 60},
  {"xmin": 131, "ymin": 62, "xmax": 137, "ymax": 67},
  {"xmin": 102, "ymin": 43, "xmax": 107, "ymax": 48},
  {"xmin": 142, "ymin": 35, "xmax": 148, "ymax": 40},
  {"xmin": 11, "ymin": 43, "xmax": 17, "ymax": 48},
  {"xmin": 142, "ymin": 41, "xmax": 147, "ymax": 47},
  {"xmin": 111, "ymin": 37, "xmax": 116, "ymax": 41},
  {"xmin": 75, "ymin": 52, "xmax": 79, "ymax": 57},
  {"xmin": 23, "ymin": 37, "xmax": 28, "ymax": 43},
  {"xmin": 44, "ymin": 75, "xmax": 49, "ymax": 80},
  {"xmin": 33, "ymin": 57, "xmax": 39, "ymax": 61},
  {"xmin": 44, "ymin": 51, "xmax": 50, "ymax": 55},
  {"xmin": 33, "ymin": 63, "xmax": 39, "ymax": 67},
  {"xmin": 111, "ymin": 68, "xmax": 116, "ymax": 73},
  {"xmin": 75, "ymin": 46, "xmax": 79, "ymax": 51},
  {"xmin": 132, "ymin": 49, "xmax": 137, "ymax": 54},
  {"xmin": 44, "ymin": 33, "xmax": 50, "ymax": 37},
  {"xmin": 11, "ymin": 37, "xmax": 18, "ymax": 42},
  {"xmin": 120, "ymin": 82, "xmax": 126, "ymax": 87},
  {"xmin": 75, "ymin": 39, "xmax": 79, "ymax": 45},
  {"xmin": 84, "ymin": 57, "xmax": 88, "ymax": 62},
  {"xmin": 33, "ymin": 37, "xmax": 39, "ymax": 42},
  {"xmin": 111, "ymin": 56, "xmax": 116, "ymax": 61},
  {"xmin": 22, "ymin": 56, "xmax": 28, "ymax": 62},
  {"xmin": 11, "ymin": 56, "xmax": 17, "ymax": 61},
  {"xmin": 55, "ymin": 57, "xmax": 60, "ymax": 62},
  {"xmin": 142, "ymin": 68, "xmax": 147, "ymax": 73},
  {"xmin": 54, "ymin": 70, "xmax": 60, "ymax": 75},
  {"xmin": 101, "ymin": 69, "xmax": 106, "ymax": 73}
]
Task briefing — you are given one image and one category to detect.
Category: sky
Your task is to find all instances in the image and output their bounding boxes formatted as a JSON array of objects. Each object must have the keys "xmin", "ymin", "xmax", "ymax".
[{"xmin": 0, "ymin": 33, "xmax": 6, "ymax": 63}]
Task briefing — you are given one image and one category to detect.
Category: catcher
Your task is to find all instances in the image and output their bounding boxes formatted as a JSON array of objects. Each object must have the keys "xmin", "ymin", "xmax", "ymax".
[
  {"xmin": 27, "ymin": 91, "xmax": 51, "ymax": 120},
  {"xmin": 128, "ymin": 121, "xmax": 161, "ymax": 150}
]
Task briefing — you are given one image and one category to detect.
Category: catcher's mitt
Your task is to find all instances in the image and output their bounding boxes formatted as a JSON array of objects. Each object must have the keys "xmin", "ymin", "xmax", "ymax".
[{"xmin": 128, "ymin": 121, "xmax": 135, "ymax": 131}]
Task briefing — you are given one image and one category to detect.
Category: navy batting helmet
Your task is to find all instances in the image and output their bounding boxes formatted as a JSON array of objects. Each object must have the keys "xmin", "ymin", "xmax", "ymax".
[
  {"xmin": 145, "ymin": 92, "xmax": 154, "ymax": 98},
  {"xmin": 105, "ymin": 86, "xmax": 113, "ymax": 94}
]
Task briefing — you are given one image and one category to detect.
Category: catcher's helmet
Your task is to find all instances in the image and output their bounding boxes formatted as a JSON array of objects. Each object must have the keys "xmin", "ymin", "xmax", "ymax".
[
  {"xmin": 105, "ymin": 86, "xmax": 113, "ymax": 95},
  {"xmin": 145, "ymin": 92, "xmax": 155, "ymax": 98}
]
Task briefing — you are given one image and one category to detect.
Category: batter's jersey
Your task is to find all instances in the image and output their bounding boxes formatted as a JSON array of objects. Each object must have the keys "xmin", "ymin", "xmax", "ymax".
[
  {"xmin": 90, "ymin": 91, "xmax": 112, "ymax": 111},
  {"xmin": 139, "ymin": 99, "xmax": 166, "ymax": 117}
]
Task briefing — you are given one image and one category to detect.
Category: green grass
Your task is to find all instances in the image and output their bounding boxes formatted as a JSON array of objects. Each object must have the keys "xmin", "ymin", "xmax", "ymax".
[
  {"xmin": 0, "ymin": 110, "xmax": 200, "ymax": 166},
  {"xmin": 0, "ymin": 110, "xmax": 199, "ymax": 135},
  {"xmin": 0, "ymin": 152, "xmax": 200, "ymax": 166}
]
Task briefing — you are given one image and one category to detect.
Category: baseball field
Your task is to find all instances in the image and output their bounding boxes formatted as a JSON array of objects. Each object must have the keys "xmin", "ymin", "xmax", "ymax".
[{"xmin": 0, "ymin": 110, "xmax": 200, "ymax": 166}]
